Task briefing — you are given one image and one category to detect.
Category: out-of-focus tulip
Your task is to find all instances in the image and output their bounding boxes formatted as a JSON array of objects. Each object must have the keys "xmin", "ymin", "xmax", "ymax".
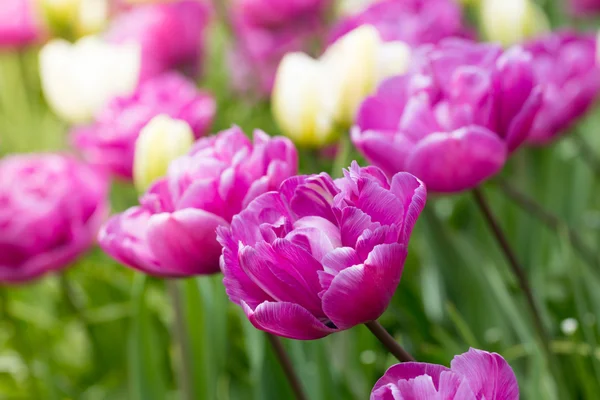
[
  {"xmin": 353, "ymin": 39, "xmax": 542, "ymax": 193},
  {"xmin": 99, "ymin": 127, "xmax": 298, "ymax": 277},
  {"xmin": 41, "ymin": 0, "xmax": 109, "ymax": 38},
  {"xmin": 106, "ymin": 0, "xmax": 210, "ymax": 81},
  {"xmin": 273, "ymin": 25, "xmax": 410, "ymax": 148},
  {"xmin": 72, "ymin": 73, "xmax": 215, "ymax": 179},
  {"xmin": 329, "ymin": 0, "xmax": 471, "ymax": 47},
  {"xmin": 39, "ymin": 35, "xmax": 141, "ymax": 124},
  {"xmin": 0, "ymin": 0, "xmax": 44, "ymax": 48},
  {"xmin": 524, "ymin": 31, "xmax": 600, "ymax": 145},
  {"xmin": 133, "ymin": 115, "xmax": 194, "ymax": 192},
  {"xmin": 480, "ymin": 0, "xmax": 549, "ymax": 47},
  {"xmin": 217, "ymin": 161, "xmax": 426, "ymax": 339},
  {"xmin": 0, "ymin": 154, "xmax": 109, "ymax": 283},
  {"xmin": 228, "ymin": 0, "xmax": 328, "ymax": 96},
  {"xmin": 370, "ymin": 348, "xmax": 519, "ymax": 400},
  {"xmin": 569, "ymin": 0, "xmax": 600, "ymax": 17}
]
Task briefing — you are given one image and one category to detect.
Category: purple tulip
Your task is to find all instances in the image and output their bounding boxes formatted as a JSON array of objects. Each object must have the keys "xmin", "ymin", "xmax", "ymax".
[
  {"xmin": 98, "ymin": 127, "xmax": 298, "ymax": 277},
  {"xmin": 106, "ymin": 0, "xmax": 210, "ymax": 81},
  {"xmin": 568, "ymin": 0, "xmax": 600, "ymax": 16},
  {"xmin": 329, "ymin": 0, "xmax": 471, "ymax": 48},
  {"xmin": 0, "ymin": 0, "xmax": 43, "ymax": 48},
  {"xmin": 0, "ymin": 154, "xmax": 109, "ymax": 283},
  {"xmin": 371, "ymin": 348, "xmax": 519, "ymax": 400},
  {"xmin": 524, "ymin": 31, "xmax": 600, "ymax": 145},
  {"xmin": 228, "ymin": 0, "xmax": 329, "ymax": 95},
  {"xmin": 72, "ymin": 72, "xmax": 215, "ymax": 179},
  {"xmin": 217, "ymin": 161, "xmax": 426, "ymax": 339},
  {"xmin": 353, "ymin": 39, "xmax": 542, "ymax": 193}
]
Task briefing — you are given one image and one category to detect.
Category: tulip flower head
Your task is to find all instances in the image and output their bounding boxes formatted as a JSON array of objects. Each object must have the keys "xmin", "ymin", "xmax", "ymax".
[
  {"xmin": 99, "ymin": 127, "xmax": 298, "ymax": 277},
  {"xmin": 72, "ymin": 73, "xmax": 215, "ymax": 179},
  {"xmin": 0, "ymin": 0, "xmax": 44, "ymax": 48},
  {"xmin": 273, "ymin": 25, "xmax": 410, "ymax": 148},
  {"xmin": 0, "ymin": 154, "xmax": 109, "ymax": 283},
  {"xmin": 217, "ymin": 162, "xmax": 426, "ymax": 339},
  {"xmin": 371, "ymin": 348, "xmax": 519, "ymax": 400},
  {"xmin": 480, "ymin": 0, "xmax": 549, "ymax": 47},
  {"xmin": 106, "ymin": 0, "xmax": 210, "ymax": 81},
  {"xmin": 329, "ymin": 0, "xmax": 470, "ymax": 47},
  {"xmin": 40, "ymin": 35, "xmax": 141, "ymax": 124},
  {"xmin": 525, "ymin": 31, "xmax": 600, "ymax": 145},
  {"xmin": 353, "ymin": 39, "xmax": 542, "ymax": 193},
  {"xmin": 133, "ymin": 114, "xmax": 195, "ymax": 193}
]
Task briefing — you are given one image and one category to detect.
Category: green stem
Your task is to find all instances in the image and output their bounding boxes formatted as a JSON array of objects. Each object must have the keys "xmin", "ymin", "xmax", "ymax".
[
  {"xmin": 167, "ymin": 280, "xmax": 194, "ymax": 400},
  {"xmin": 365, "ymin": 320, "xmax": 415, "ymax": 362}
]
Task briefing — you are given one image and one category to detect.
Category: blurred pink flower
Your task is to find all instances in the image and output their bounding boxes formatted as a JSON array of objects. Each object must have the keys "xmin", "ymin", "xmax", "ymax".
[
  {"xmin": 0, "ymin": 154, "xmax": 109, "ymax": 283},
  {"xmin": 525, "ymin": 30, "xmax": 600, "ymax": 145},
  {"xmin": 99, "ymin": 127, "xmax": 298, "ymax": 277},
  {"xmin": 371, "ymin": 348, "xmax": 519, "ymax": 400},
  {"xmin": 353, "ymin": 39, "xmax": 542, "ymax": 193},
  {"xmin": 229, "ymin": 0, "xmax": 330, "ymax": 96},
  {"xmin": 329, "ymin": 0, "xmax": 471, "ymax": 47},
  {"xmin": 0, "ymin": 0, "xmax": 43, "ymax": 48},
  {"xmin": 568, "ymin": 0, "xmax": 600, "ymax": 16},
  {"xmin": 106, "ymin": 0, "xmax": 211, "ymax": 81},
  {"xmin": 72, "ymin": 72, "xmax": 215, "ymax": 179},
  {"xmin": 218, "ymin": 162, "xmax": 426, "ymax": 339}
]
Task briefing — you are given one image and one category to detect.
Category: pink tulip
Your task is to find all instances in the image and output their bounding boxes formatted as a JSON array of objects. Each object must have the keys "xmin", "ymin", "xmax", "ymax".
[
  {"xmin": 0, "ymin": 154, "xmax": 109, "ymax": 283},
  {"xmin": 371, "ymin": 348, "xmax": 519, "ymax": 400},
  {"xmin": 218, "ymin": 162, "xmax": 426, "ymax": 339},
  {"xmin": 99, "ymin": 127, "xmax": 298, "ymax": 277},
  {"xmin": 0, "ymin": 0, "xmax": 43, "ymax": 48}
]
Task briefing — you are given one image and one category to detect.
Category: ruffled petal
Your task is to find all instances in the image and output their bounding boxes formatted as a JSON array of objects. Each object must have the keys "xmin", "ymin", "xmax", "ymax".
[
  {"xmin": 322, "ymin": 243, "xmax": 407, "ymax": 329},
  {"xmin": 450, "ymin": 348, "xmax": 519, "ymax": 400},
  {"xmin": 146, "ymin": 208, "xmax": 228, "ymax": 276},
  {"xmin": 390, "ymin": 172, "xmax": 427, "ymax": 246},
  {"xmin": 405, "ymin": 126, "xmax": 507, "ymax": 193},
  {"xmin": 243, "ymin": 301, "xmax": 336, "ymax": 340}
]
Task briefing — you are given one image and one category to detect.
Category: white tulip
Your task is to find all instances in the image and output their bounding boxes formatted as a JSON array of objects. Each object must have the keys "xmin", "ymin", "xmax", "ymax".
[
  {"xmin": 133, "ymin": 115, "xmax": 195, "ymax": 192},
  {"xmin": 39, "ymin": 36, "xmax": 141, "ymax": 124},
  {"xmin": 480, "ymin": 0, "xmax": 549, "ymax": 47},
  {"xmin": 272, "ymin": 25, "xmax": 410, "ymax": 147}
]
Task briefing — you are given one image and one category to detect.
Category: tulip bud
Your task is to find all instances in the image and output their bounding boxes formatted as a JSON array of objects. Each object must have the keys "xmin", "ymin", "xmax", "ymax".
[
  {"xmin": 272, "ymin": 52, "xmax": 337, "ymax": 148},
  {"xmin": 39, "ymin": 35, "xmax": 140, "ymax": 124},
  {"xmin": 133, "ymin": 115, "xmax": 194, "ymax": 192},
  {"xmin": 272, "ymin": 25, "xmax": 410, "ymax": 148},
  {"xmin": 480, "ymin": 0, "xmax": 549, "ymax": 47},
  {"xmin": 41, "ymin": 0, "xmax": 109, "ymax": 39}
]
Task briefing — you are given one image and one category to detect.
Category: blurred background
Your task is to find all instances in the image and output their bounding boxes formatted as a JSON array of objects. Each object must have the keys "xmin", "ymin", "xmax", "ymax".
[{"xmin": 2, "ymin": 0, "xmax": 600, "ymax": 399}]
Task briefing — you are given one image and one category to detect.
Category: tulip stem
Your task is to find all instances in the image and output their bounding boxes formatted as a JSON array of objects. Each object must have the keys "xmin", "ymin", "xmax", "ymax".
[
  {"xmin": 472, "ymin": 188, "xmax": 550, "ymax": 350},
  {"xmin": 167, "ymin": 280, "xmax": 194, "ymax": 400},
  {"xmin": 365, "ymin": 321, "xmax": 415, "ymax": 362},
  {"xmin": 494, "ymin": 178, "xmax": 600, "ymax": 272},
  {"xmin": 265, "ymin": 333, "xmax": 309, "ymax": 400}
]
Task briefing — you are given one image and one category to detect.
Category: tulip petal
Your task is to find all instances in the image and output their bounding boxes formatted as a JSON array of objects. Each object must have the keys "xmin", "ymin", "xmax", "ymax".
[
  {"xmin": 243, "ymin": 300, "xmax": 336, "ymax": 340},
  {"xmin": 450, "ymin": 348, "xmax": 519, "ymax": 400},
  {"xmin": 390, "ymin": 172, "xmax": 427, "ymax": 245},
  {"xmin": 339, "ymin": 207, "xmax": 380, "ymax": 248},
  {"xmin": 351, "ymin": 128, "xmax": 416, "ymax": 178},
  {"xmin": 322, "ymin": 243, "xmax": 406, "ymax": 329},
  {"xmin": 146, "ymin": 208, "xmax": 228, "ymax": 275},
  {"xmin": 405, "ymin": 126, "xmax": 507, "ymax": 193}
]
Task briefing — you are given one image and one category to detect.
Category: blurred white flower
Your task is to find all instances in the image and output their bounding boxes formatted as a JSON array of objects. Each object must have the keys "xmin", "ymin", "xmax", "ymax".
[
  {"xmin": 480, "ymin": 0, "xmax": 549, "ymax": 47},
  {"xmin": 272, "ymin": 25, "xmax": 410, "ymax": 147},
  {"xmin": 133, "ymin": 114, "xmax": 194, "ymax": 192},
  {"xmin": 41, "ymin": 0, "xmax": 109, "ymax": 37},
  {"xmin": 39, "ymin": 35, "xmax": 141, "ymax": 124},
  {"xmin": 560, "ymin": 318, "xmax": 579, "ymax": 336}
]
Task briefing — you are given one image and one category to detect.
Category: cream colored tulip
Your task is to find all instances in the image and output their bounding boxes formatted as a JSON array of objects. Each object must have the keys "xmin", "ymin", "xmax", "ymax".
[
  {"xmin": 133, "ymin": 115, "xmax": 195, "ymax": 192},
  {"xmin": 40, "ymin": 0, "xmax": 109, "ymax": 38},
  {"xmin": 272, "ymin": 25, "xmax": 410, "ymax": 148},
  {"xmin": 39, "ymin": 36, "xmax": 140, "ymax": 124},
  {"xmin": 480, "ymin": 0, "xmax": 549, "ymax": 47},
  {"xmin": 272, "ymin": 52, "xmax": 337, "ymax": 148}
]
